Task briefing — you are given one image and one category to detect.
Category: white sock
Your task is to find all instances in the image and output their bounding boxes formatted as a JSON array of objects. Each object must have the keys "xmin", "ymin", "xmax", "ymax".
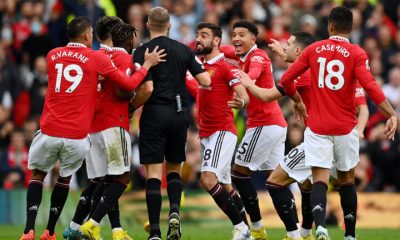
[
  {"xmin": 287, "ymin": 229, "xmax": 301, "ymax": 239},
  {"xmin": 300, "ymin": 227, "xmax": 312, "ymax": 237},
  {"xmin": 251, "ymin": 220, "xmax": 264, "ymax": 230},
  {"xmin": 89, "ymin": 219, "xmax": 99, "ymax": 226},
  {"xmin": 234, "ymin": 222, "xmax": 249, "ymax": 232},
  {"xmin": 112, "ymin": 227, "xmax": 123, "ymax": 233},
  {"xmin": 70, "ymin": 221, "xmax": 81, "ymax": 231}
]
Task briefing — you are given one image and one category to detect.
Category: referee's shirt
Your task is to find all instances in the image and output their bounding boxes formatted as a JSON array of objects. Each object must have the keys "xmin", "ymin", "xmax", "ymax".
[
  {"xmin": 133, "ymin": 36, "xmax": 205, "ymax": 107},
  {"xmin": 133, "ymin": 36, "xmax": 205, "ymax": 164}
]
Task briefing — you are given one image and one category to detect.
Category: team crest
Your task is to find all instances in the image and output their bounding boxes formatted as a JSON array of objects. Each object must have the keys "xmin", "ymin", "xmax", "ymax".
[{"xmin": 207, "ymin": 68, "xmax": 216, "ymax": 78}]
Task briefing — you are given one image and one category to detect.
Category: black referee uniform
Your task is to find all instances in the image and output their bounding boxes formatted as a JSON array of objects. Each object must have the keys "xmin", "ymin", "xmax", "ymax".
[{"xmin": 134, "ymin": 36, "xmax": 205, "ymax": 164}]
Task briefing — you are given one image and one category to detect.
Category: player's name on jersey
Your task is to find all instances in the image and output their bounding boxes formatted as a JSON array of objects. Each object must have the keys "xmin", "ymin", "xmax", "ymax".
[
  {"xmin": 50, "ymin": 51, "xmax": 89, "ymax": 64},
  {"xmin": 315, "ymin": 44, "xmax": 350, "ymax": 57}
]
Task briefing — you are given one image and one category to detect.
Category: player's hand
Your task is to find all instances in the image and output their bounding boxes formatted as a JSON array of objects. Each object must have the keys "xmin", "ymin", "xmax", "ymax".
[
  {"xmin": 293, "ymin": 101, "xmax": 307, "ymax": 123},
  {"xmin": 228, "ymin": 94, "xmax": 246, "ymax": 109},
  {"xmin": 268, "ymin": 39, "xmax": 286, "ymax": 61},
  {"xmin": 236, "ymin": 70, "xmax": 255, "ymax": 88},
  {"xmin": 384, "ymin": 115, "xmax": 397, "ymax": 140},
  {"xmin": 144, "ymin": 46, "xmax": 167, "ymax": 67},
  {"xmin": 358, "ymin": 129, "xmax": 365, "ymax": 139}
]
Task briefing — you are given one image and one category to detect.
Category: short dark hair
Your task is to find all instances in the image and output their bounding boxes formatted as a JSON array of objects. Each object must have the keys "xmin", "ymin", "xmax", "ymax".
[
  {"xmin": 329, "ymin": 6, "xmax": 353, "ymax": 34},
  {"xmin": 196, "ymin": 22, "xmax": 222, "ymax": 38},
  {"xmin": 291, "ymin": 31, "xmax": 316, "ymax": 49},
  {"xmin": 95, "ymin": 16, "xmax": 123, "ymax": 41},
  {"xmin": 233, "ymin": 20, "xmax": 258, "ymax": 36},
  {"xmin": 110, "ymin": 23, "xmax": 137, "ymax": 48},
  {"xmin": 66, "ymin": 16, "xmax": 92, "ymax": 40}
]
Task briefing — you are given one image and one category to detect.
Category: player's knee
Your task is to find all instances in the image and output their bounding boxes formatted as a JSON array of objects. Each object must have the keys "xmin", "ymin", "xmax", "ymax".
[
  {"xmin": 200, "ymin": 172, "xmax": 218, "ymax": 191},
  {"xmin": 31, "ymin": 169, "xmax": 47, "ymax": 181},
  {"xmin": 336, "ymin": 170, "xmax": 355, "ymax": 185},
  {"xmin": 232, "ymin": 164, "xmax": 251, "ymax": 176}
]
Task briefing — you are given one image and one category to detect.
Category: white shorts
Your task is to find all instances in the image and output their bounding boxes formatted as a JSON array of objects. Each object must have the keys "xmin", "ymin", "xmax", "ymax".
[
  {"xmin": 280, "ymin": 143, "xmax": 312, "ymax": 184},
  {"xmin": 304, "ymin": 127, "xmax": 359, "ymax": 171},
  {"xmin": 200, "ymin": 131, "xmax": 237, "ymax": 184},
  {"xmin": 86, "ymin": 127, "xmax": 132, "ymax": 179},
  {"xmin": 235, "ymin": 126, "xmax": 287, "ymax": 171},
  {"xmin": 28, "ymin": 131, "xmax": 91, "ymax": 177}
]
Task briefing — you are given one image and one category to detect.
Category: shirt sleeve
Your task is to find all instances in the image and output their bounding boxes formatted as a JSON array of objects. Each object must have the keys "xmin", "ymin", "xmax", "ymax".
[
  {"xmin": 224, "ymin": 64, "xmax": 241, "ymax": 88},
  {"xmin": 280, "ymin": 47, "xmax": 310, "ymax": 96},
  {"xmin": 187, "ymin": 49, "xmax": 205, "ymax": 76},
  {"xmin": 247, "ymin": 55, "xmax": 264, "ymax": 80},
  {"xmin": 355, "ymin": 81, "xmax": 367, "ymax": 106},
  {"xmin": 354, "ymin": 49, "xmax": 386, "ymax": 105},
  {"xmin": 96, "ymin": 52, "xmax": 147, "ymax": 92}
]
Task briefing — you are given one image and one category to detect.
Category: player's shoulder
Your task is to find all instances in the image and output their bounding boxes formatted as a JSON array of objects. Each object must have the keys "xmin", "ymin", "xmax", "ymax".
[{"xmin": 249, "ymin": 48, "xmax": 270, "ymax": 63}]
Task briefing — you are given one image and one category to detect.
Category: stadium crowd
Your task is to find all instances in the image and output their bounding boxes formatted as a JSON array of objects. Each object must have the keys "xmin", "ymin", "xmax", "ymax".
[{"xmin": 0, "ymin": 0, "xmax": 399, "ymax": 193}]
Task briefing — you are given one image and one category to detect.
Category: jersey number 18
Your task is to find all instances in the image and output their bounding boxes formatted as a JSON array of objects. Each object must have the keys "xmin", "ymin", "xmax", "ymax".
[{"xmin": 317, "ymin": 57, "xmax": 345, "ymax": 91}]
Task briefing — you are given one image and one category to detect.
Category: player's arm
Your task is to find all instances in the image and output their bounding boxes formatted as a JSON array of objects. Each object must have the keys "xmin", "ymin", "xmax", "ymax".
[
  {"xmin": 99, "ymin": 47, "xmax": 165, "ymax": 91},
  {"xmin": 237, "ymin": 70, "xmax": 283, "ymax": 102},
  {"xmin": 185, "ymin": 71, "xmax": 199, "ymax": 99},
  {"xmin": 268, "ymin": 39, "xmax": 288, "ymax": 62},
  {"xmin": 130, "ymin": 81, "xmax": 153, "ymax": 110},
  {"xmin": 355, "ymin": 51, "xmax": 397, "ymax": 140},
  {"xmin": 280, "ymin": 48, "xmax": 310, "ymax": 97},
  {"xmin": 187, "ymin": 51, "xmax": 211, "ymax": 87},
  {"xmin": 357, "ymin": 104, "xmax": 369, "ymax": 139}
]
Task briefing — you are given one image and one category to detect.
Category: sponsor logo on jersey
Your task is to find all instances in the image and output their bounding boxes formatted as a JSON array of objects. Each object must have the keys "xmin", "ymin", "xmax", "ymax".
[{"xmin": 250, "ymin": 55, "xmax": 264, "ymax": 64}]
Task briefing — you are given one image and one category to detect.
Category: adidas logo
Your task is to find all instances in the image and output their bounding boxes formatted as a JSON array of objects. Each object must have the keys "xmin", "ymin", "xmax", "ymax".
[
  {"xmin": 79, "ymin": 196, "xmax": 88, "ymax": 204},
  {"xmin": 29, "ymin": 205, "xmax": 38, "ymax": 211},
  {"xmin": 203, "ymin": 162, "xmax": 208, "ymax": 167},
  {"xmin": 344, "ymin": 213, "xmax": 356, "ymax": 221},
  {"xmin": 312, "ymin": 204, "xmax": 324, "ymax": 212},
  {"xmin": 237, "ymin": 155, "xmax": 242, "ymax": 160},
  {"xmin": 50, "ymin": 207, "xmax": 59, "ymax": 215},
  {"xmin": 100, "ymin": 196, "xmax": 105, "ymax": 204}
]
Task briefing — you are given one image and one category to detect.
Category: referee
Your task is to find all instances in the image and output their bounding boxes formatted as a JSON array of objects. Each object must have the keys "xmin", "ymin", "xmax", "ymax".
[{"xmin": 133, "ymin": 7, "xmax": 211, "ymax": 240}]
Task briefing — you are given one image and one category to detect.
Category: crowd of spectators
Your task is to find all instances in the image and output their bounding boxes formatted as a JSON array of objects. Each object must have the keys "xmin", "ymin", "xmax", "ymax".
[{"xmin": 0, "ymin": 0, "xmax": 399, "ymax": 192}]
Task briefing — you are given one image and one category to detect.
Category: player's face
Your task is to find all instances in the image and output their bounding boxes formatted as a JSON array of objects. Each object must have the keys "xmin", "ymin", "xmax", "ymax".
[
  {"xmin": 232, "ymin": 27, "xmax": 256, "ymax": 56},
  {"xmin": 196, "ymin": 28, "xmax": 214, "ymax": 55},
  {"xmin": 284, "ymin": 36, "xmax": 299, "ymax": 63}
]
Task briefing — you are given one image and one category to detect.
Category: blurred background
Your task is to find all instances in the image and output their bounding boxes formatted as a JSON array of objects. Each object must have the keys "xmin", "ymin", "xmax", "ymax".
[{"xmin": 0, "ymin": 0, "xmax": 399, "ymax": 238}]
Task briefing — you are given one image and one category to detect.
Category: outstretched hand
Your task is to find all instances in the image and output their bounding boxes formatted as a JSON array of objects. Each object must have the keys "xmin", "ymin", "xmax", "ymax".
[
  {"xmin": 293, "ymin": 101, "xmax": 307, "ymax": 123},
  {"xmin": 144, "ymin": 46, "xmax": 167, "ymax": 66},
  {"xmin": 384, "ymin": 115, "xmax": 398, "ymax": 140}
]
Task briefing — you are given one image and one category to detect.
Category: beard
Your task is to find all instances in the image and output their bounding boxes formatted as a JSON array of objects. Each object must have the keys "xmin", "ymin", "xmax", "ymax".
[{"xmin": 196, "ymin": 44, "xmax": 213, "ymax": 55}]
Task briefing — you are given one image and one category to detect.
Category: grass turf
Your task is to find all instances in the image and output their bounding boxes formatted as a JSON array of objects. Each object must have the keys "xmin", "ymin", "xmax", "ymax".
[{"xmin": 2, "ymin": 224, "xmax": 399, "ymax": 240}]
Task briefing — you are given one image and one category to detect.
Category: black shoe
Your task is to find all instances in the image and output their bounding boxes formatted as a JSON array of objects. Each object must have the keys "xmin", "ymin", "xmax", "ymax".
[{"xmin": 167, "ymin": 213, "xmax": 181, "ymax": 240}]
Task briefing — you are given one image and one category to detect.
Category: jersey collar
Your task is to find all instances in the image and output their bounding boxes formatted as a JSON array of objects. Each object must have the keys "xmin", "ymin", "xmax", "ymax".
[
  {"xmin": 205, "ymin": 53, "xmax": 224, "ymax": 65},
  {"xmin": 329, "ymin": 36, "xmax": 350, "ymax": 42},
  {"xmin": 100, "ymin": 44, "xmax": 113, "ymax": 52},
  {"xmin": 240, "ymin": 44, "xmax": 257, "ymax": 62},
  {"xmin": 67, "ymin": 42, "xmax": 87, "ymax": 48},
  {"xmin": 112, "ymin": 47, "xmax": 128, "ymax": 53}
]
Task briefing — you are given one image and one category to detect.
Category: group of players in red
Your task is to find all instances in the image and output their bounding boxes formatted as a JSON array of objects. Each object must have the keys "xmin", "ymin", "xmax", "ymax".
[{"xmin": 20, "ymin": 5, "xmax": 397, "ymax": 240}]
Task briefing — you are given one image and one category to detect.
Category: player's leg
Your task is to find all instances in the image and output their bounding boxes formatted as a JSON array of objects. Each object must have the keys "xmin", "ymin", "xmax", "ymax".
[
  {"xmin": 224, "ymin": 184, "xmax": 249, "ymax": 226},
  {"xmin": 21, "ymin": 132, "xmax": 61, "ymax": 240},
  {"xmin": 64, "ymin": 132, "xmax": 107, "ymax": 239},
  {"xmin": 298, "ymin": 180, "xmax": 313, "ymax": 239},
  {"xmin": 231, "ymin": 127, "xmax": 263, "ymax": 235},
  {"xmin": 304, "ymin": 128, "xmax": 334, "ymax": 240},
  {"xmin": 165, "ymin": 162, "xmax": 183, "ymax": 240},
  {"xmin": 266, "ymin": 165, "xmax": 301, "ymax": 240},
  {"xmin": 200, "ymin": 131, "xmax": 250, "ymax": 240},
  {"xmin": 334, "ymin": 127, "xmax": 359, "ymax": 240},
  {"xmin": 80, "ymin": 128, "xmax": 133, "ymax": 240}
]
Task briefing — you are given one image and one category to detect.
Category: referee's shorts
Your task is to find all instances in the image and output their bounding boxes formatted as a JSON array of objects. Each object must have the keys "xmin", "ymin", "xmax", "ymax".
[{"xmin": 139, "ymin": 104, "xmax": 189, "ymax": 164}]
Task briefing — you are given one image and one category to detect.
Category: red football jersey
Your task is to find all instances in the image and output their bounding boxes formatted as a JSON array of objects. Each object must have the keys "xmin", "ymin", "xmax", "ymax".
[
  {"xmin": 281, "ymin": 36, "xmax": 385, "ymax": 135},
  {"xmin": 94, "ymin": 44, "xmax": 113, "ymax": 113},
  {"xmin": 294, "ymin": 70, "xmax": 312, "ymax": 114},
  {"xmin": 239, "ymin": 45, "xmax": 287, "ymax": 128},
  {"xmin": 41, "ymin": 42, "xmax": 147, "ymax": 139},
  {"xmin": 198, "ymin": 54, "xmax": 241, "ymax": 137},
  {"xmin": 91, "ymin": 47, "xmax": 133, "ymax": 133}
]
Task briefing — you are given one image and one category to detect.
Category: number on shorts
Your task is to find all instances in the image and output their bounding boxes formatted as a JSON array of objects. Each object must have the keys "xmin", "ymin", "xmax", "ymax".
[
  {"xmin": 238, "ymin": 142, "xmax": 249, "ymax": 155},
  {"xmin": 284, "ymin": 148, "xmax": 305, "ymax": 169},
  {"xmin": 55, "ymin": 63, "xmax": 83, "ymax": 93},
  {"xmin": 204, "ymin": 149, "xmax": 212, "ymax": 161},
  {"xmin": 317, "ymin": 57, "xmax": 345, "ymax": 90}
]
